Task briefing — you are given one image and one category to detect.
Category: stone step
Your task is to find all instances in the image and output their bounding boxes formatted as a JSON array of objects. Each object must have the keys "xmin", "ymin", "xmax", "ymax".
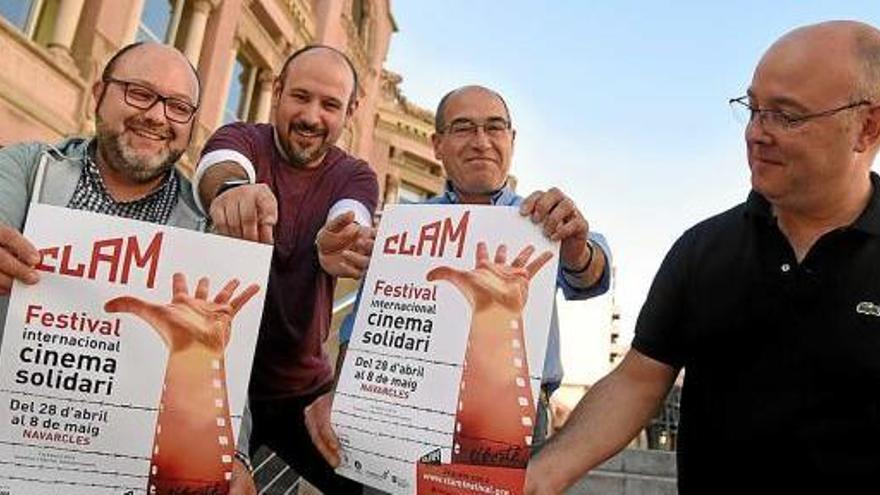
[
  {"xmin": 252, "ymin": 446, "xmax": 302, "ymax": 494},
  {"xmin": 569, "ymin": 471, "xmax": 677, "ymax": 495},
  {"xmin": 595, "ymin": 448, "xmax": 676, "ymax": 477},
  {"xmin": 567, "ymin": 449, "xmax": 677, "ymax": 495}
]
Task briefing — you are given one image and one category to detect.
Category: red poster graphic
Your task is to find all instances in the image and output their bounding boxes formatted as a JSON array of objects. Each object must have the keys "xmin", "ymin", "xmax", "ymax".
[
  {"xmin": 107, "ymin": 273, "xmax": 259, "ymax": 493},
  {"xmin": 333, "ymin": 205, "xmax": 559, "ymax": 495}
]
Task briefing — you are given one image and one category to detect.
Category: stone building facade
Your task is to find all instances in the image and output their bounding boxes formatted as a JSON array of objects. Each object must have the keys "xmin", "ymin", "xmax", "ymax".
[{"xmin": 0, "ymin": 0, "xmax": 445, "ymax": 204}]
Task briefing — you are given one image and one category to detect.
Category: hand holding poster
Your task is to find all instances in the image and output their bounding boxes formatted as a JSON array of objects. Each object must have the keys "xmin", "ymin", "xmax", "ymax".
[
  {"xmin": 332, "ymin": 204, "xmax": 559, "ymax": 495},
  {"xmin": 0, "ymin": 204, "xmax": 271, "ymax": 494}
]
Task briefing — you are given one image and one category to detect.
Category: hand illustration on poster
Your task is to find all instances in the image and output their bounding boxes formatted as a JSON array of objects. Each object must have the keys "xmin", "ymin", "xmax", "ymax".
[
  {"xmin": 425, "ymin": 243, "xmax": 552, "ymax": 469},
  {"xmin": 427, "ymin": 242, "xmax": 553, "ymax": 314},
  {"xmin": 105, "ymin": 273, "xmax": 259, "ymax": 494}
]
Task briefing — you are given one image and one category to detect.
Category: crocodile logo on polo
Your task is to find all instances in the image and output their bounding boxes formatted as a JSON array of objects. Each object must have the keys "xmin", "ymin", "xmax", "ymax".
[{"xmin": 856, "ymin": 301, "xmax": 880, "ymax": 317}]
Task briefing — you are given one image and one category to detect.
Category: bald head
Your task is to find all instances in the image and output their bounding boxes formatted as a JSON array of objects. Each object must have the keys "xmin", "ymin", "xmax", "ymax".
[
  {"xmin": 435, "ymin": 85, "xmax": 511, "ymax": 132},
  {"xmin": 102, "ymin": 42, "xmax": 200, "ymax": 103},
  {"xmin": 764, "ymin": 21, "xmax": 880, "ymax": 100},
  {"xmin": 278, "ymin": 45, "xmax": 358, "ymax": 106}
]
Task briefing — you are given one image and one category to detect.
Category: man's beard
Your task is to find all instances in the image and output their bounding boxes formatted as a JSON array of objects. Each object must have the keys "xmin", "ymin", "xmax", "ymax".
[
  {"xmin": 96, "ymin": 116, "xmax": 183, "ymax": 183},
  {"xmin": 283, "ymin": 120, "xmax": 331, "ymax": 168}
]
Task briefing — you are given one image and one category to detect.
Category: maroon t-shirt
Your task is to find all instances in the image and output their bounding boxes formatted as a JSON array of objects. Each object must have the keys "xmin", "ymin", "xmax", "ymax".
[{"xmin": 201, "ymin": 123, "xmax": 378, "ymax": 398}]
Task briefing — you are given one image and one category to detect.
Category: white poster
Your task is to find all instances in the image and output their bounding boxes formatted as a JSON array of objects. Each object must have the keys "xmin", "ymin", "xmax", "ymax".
[
  {"xmin": 333, "ymin": 204, "xmax": 559, "ymax": 495},
  {"xmin": 0, "ymin": 204, "xmax": 271, "ymax": 495}
]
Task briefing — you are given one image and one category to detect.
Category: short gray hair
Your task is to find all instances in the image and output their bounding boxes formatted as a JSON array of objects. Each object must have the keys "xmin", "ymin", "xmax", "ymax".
[{"xmin": 854, "ymin": 25, "xmax": 880, "ymax": 100}]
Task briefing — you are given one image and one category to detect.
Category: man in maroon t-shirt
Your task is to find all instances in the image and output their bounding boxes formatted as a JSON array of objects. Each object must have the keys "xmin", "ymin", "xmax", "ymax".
[{"xmin": 194, "ymin": 45, "xmax": 378, "ymax": 494}]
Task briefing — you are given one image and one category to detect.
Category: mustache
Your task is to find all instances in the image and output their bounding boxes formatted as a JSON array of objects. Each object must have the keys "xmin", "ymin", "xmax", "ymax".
[
  {"xmin": 125, "ymin": 116, "xmax": 174, "ymax": 139},
  {"xmin": 290, "ymin": 120, "xmax": 327, "ymax": 136}
]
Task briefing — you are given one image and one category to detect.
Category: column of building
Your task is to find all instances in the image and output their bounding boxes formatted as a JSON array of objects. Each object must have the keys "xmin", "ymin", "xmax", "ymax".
[
  {"xmin": 47, "ymin": 0, "xmax": 85, "ymax": 63},
  {"xmin": 252, "ymin": 70, "xmax": 275, "ymax": 123},
  {"xmin": 182, "ymin": 0, "xmax": 215, "ymax": 65}
]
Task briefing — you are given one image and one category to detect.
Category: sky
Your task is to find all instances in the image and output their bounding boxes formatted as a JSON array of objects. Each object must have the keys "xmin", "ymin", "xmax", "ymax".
[{"xmin": 384, "ymin": 2, "xmax": 880, "ymax": 383}]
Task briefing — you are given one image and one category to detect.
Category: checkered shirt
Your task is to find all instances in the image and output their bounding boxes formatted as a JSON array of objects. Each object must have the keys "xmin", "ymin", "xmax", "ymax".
[{"xmin": 66, "ymin": 157, "xmax": 179, "ymax": 224}]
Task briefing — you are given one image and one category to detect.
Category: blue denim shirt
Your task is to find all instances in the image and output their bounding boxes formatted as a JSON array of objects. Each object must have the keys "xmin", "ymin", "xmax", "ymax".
[{"xmin": 340, "ymin": 183, "xmax": 612, "ymax": 390}]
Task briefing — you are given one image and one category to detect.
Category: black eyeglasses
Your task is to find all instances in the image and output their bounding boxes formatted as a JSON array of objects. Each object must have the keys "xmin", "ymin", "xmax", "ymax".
[
  {"xmin": 729, "ymin": 95, "xmax": 871, "ymax": 131},
  {"xmin": 442, "ymin": 117, "xmax": 512, "ymax": 138},
  {"xmin": 104, "ymin": 77, "xmax": 198, "ymax": 124}
]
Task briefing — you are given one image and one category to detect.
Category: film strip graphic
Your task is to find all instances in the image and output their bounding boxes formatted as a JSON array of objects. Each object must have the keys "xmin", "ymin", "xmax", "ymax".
[
  {"xmin": 148, "ymin": 355, "xmax": 234, "ymax": 495},
  {"xmin": 417, "ymin": 311, "xmax": 536, "ymax": 494},
  {"xmin": 453, "ymin": 314, "xmax": 533, "ymax": 468}
]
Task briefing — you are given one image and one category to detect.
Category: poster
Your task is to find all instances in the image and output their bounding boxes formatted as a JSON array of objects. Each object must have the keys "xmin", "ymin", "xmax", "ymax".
[
  {"xmin": 0, "ymin": 204, "xmax": 271, "ymax": 494},
  {"xmin": 332, "ymin": 204, "xmax": 559, "ymax": 495}
]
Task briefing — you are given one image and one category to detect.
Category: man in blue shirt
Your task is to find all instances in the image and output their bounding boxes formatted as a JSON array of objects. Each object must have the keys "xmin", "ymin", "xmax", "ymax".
[{"xmin": 304, "ymin": 85, "xmax": 612, "ymax": 473}]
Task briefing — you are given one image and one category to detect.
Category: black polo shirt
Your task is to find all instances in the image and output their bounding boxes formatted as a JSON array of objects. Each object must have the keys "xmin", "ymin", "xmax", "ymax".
[{"xmin": 633, "ymin": 173, "xmax": 880, "ymax": 493}]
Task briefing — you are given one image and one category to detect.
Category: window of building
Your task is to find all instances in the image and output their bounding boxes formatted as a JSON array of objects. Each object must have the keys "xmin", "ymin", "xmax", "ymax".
[
  {"xmin": 0, "ymin": 0, "xmax": 57, "ymax": 42},
  {"xmin": 30, "ymin": 0, "xmax": 59, "ymax": 46},
  {"xmin": 0, "ymin": 0, "xmax": 38, "ymax": 33},
  {"xmin": 223, "ymin": 53, "xmax": 259, "ymax": 124},
  {"xmin": 137, "ymin": 0, "xmax": 184, "ymax": 44}
]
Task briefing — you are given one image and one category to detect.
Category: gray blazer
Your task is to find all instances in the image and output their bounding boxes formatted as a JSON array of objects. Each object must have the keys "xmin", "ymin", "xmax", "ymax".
[{"xmin": 0, "ymin": 137, "xmax": 204, "ymax": 231}]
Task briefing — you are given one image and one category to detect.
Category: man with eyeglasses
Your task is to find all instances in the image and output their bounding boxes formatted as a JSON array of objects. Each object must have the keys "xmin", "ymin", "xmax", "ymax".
[
  {"xmin": 525, "ymin": 21, "xmax": 880, "ymax": 495},
  {"xmin": 302, "ymin": 85, "xmax": 612, "ymax": 491},
  {"xmin": 0, "ymin": 42, "xmax": 256, "ymax": 494}
]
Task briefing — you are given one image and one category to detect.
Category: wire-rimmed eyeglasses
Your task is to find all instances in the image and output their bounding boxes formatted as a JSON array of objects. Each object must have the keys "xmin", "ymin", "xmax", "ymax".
[{"xmin": 729, "ymin": 96, "xmax": 871, "ymax": 131}]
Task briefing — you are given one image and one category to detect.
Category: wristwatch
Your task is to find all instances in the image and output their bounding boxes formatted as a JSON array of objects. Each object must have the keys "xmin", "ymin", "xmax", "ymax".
[
  {"xmin": 215, "ymin": 178, "xmax": 251, "ymax": 198},
  {"xmin": 234, "ymin": 449, "xmax": 254, "ymax": 473}
]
